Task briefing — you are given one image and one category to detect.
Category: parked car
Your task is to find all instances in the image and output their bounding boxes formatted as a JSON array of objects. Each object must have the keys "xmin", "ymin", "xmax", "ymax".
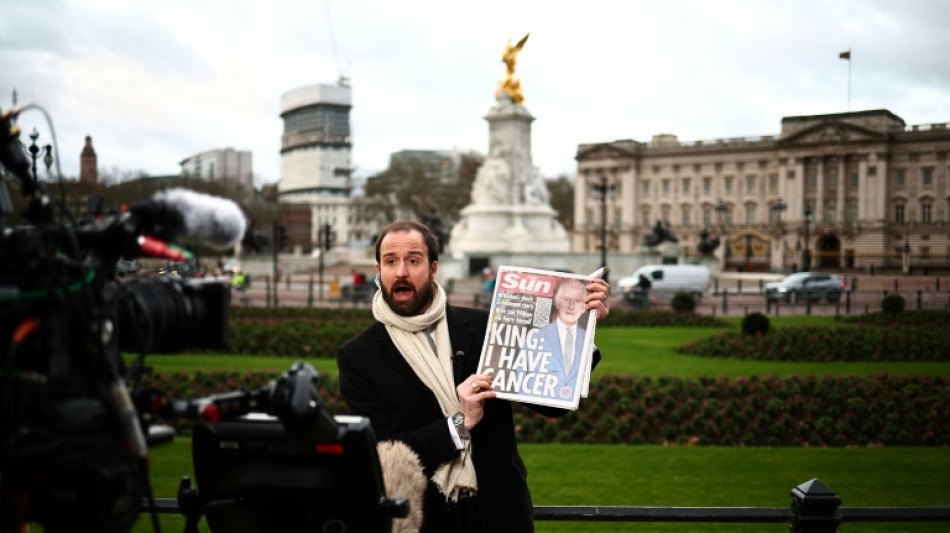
[
  {"xmin": 617, "ymin": 264, "xmax": 710, "ymax": 304},
  {"xmin": 764, "ymin": 272, "xmax": 845, "ymax": 303}
]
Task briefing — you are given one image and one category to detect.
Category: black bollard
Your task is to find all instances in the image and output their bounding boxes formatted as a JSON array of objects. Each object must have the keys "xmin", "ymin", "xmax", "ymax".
[{"xmin": 789, "ymin": 479, "xmax": 842, "ymax": 533}]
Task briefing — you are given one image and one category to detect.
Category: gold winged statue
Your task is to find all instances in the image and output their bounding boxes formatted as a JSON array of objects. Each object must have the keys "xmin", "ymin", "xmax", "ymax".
[{"xmin": 495, "ymin": 33, "xmax": 529, "ymax": 105}]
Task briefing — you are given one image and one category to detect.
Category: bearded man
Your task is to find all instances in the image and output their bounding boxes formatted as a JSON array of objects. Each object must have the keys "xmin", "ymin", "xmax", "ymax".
[{"xmin": 337, "ymin": 221, "xmax": 610, "ymax": 532}]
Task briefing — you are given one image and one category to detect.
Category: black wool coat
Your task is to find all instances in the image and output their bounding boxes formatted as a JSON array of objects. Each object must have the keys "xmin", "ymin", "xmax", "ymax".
[{"xmin": 337, "ymin": 304, "xmax": 601, "ymax": 533}]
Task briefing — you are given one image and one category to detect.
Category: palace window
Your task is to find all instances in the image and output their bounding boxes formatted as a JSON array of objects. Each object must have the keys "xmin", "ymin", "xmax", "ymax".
[
  {"xmin": 682, "ymin": 205, "xmax": 691, "ymax": 226},
  {"xmin": 661, "ymin": 205, "xmax": 671, "ymax": 223},
  {"xmin": 826, "ymin": 171, "xmax": 837, "ymax": 191},
  {"xmin": 745, "ymin": 203, "xmax": 756, "ymax": 225},
  {"xmin": 703, "ymin": 205, "xmax": 712, "ymax": 226},
  {"xmin": 642, "ymin": 180, "xmax": 650, "ymax": 195},
  {"xmin": 826, "ymin": 204, "xmax": 837, "ymax": 224},
  {"xmin": 922, "ymin": 167, "xmax": 933, "ymax": 188},
  {"xmin": 894, "ymin": 169, "xmax": 906, "ymax": 188},
  {"xmin": 703, "ymin": 177, "xmax": 712, "ymax": 195},
  {"xmin": 724, "ymin": 176, "xmax": 734, "ymax": 193},
  {"xmin": 662, "ymin": 179, "xmax": 670, "ymax": 195},
  {"xmin": 683, "ymin": 178, "xmax": 691, "ymax": 194},
  {"xmin": 769, "ymin": 174, "xmax": 778, "ymax": 194},
  {"xmin": 641, "ymin": 208, "xmax": 651, "ymax": 226},
  {"xmin": 894, "ymin": 203, "xmax": 905, "ymax": 224},
  {"xmin": 847, "ymin": 201, "xmax": 858, "ymax": 223},
  {"xmin": 746, "ymin": 175, "xmax": 756, "ymax": 194},
  {"xmin": 921, "ymin": 201, "xmax": 932, "ymax": 224}
]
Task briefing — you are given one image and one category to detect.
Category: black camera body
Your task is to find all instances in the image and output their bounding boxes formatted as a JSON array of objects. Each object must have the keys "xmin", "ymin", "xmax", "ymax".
[
  {"xmin": 2, "ymin": 106, "xmax": 403, "ymax": 533},
  {"xmin": 1, "ymin": 105, "xmax": 232, "ymax": 532},
  {"xmin": 191, "ymin": 416, "xmax": 391, "ymax": 533}
]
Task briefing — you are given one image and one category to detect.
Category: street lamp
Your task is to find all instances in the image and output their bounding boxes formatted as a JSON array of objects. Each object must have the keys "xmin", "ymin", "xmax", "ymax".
[
  {"xmin": 43, "ymin": 144, "xmax": 53, "ymax": 174},
  {"xmin": 28, "ymin": 128, "xmax": 40, "ymax": 180},
  {"xmin": 590, "ymin": 175, "xmax": 616, "ymax": 281},
  {"xmin": 902, "ymin": 234, "xmax": 911, "ymax": 274},
  {"xmin": 802, "ymin": 206, "xmax": 814, "ymax": 272}
]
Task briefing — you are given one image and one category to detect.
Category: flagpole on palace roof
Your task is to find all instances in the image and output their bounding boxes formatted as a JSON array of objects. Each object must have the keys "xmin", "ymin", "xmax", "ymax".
[{"xmin": 839, "ymin": 48, "xmax": 852, "ymax": 111}]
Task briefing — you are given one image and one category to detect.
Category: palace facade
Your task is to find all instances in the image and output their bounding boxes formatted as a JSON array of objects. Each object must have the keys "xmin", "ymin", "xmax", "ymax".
[{"xmin": 574, "ymin": 109, "xmax": 950, "ymax": 272}]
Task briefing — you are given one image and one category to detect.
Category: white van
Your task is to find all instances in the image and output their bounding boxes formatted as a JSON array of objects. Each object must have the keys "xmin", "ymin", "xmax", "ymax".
[{"xmin": 618, "ymin": 264, "xmax": 710, "ymax": 303}]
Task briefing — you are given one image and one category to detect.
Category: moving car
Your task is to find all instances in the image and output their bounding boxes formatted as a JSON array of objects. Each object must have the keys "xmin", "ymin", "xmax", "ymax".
[
  {"xmin": 764, "ymin": 272, "xmax": 845, "ymax": 303},
  {"xmin": 618, "ymin": 264, "xmax": 710, "ymax": 303}
]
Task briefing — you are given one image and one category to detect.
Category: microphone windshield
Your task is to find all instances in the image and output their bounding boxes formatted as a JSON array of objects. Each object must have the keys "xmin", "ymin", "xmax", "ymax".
[{"xmin": 152, "ymin": 188, "xmax": 247, "ymax": 250}]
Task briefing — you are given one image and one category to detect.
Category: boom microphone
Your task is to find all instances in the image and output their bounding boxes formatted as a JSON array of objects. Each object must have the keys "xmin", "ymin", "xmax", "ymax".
[{"xmin": 133, "ymin": 188, "xmax": 247, "ymax": 250}]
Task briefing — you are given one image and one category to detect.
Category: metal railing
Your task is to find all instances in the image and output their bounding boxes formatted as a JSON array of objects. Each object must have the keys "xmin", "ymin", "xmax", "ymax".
[{"xmin": 142, "ymin": 478, "xmax": 950, "ymax": 531}]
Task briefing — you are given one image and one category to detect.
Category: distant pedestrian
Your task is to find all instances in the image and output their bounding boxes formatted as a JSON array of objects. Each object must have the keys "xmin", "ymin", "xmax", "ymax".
[{"xmin": 635, "ymin": 274, "xmax": 652, "ymax": 309}]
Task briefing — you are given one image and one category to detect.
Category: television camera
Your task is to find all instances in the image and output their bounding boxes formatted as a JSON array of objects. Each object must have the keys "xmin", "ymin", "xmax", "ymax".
[{"xmin": 0, "ymin": 105, "xmax": 405, "ymax": 532}]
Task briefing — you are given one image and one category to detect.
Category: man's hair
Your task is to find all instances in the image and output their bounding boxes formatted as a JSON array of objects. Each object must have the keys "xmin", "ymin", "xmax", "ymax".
[
  {"xmin": 374, "ymin": 220, "xmax": 440, "ymax": 264},
  {"xmin": 554, "ymin": 277, "xmax": 586, "ymax": 300}
]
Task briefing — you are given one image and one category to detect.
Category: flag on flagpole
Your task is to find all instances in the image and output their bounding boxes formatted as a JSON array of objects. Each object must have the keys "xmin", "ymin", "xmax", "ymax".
[{"xmin": 839, "ymin": 50, "xmax": 851, "ymax": 60}]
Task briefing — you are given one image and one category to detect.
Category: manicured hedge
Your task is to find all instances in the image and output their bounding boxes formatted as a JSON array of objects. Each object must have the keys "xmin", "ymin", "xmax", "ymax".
[
  {"xmin": 227, "ymin": 319, "xmax": 369, "ymax": 358},
  {"xmin": 230, "ymin": 307, "xmax": 373, "ymax": 323},
  {"xmin": 598, "ymin": 309, "xmax": 729, "ymax": 328},
  {"xmin": 142, "ymin": 371, "xmax": 949, "ymax": 447},
  {"xmin": 223, "ymin": 307, "xmax": 373, "ymax": 357},
  {"xmin": 676, "ymin": 325, "xmax": 950, "ymax": 362},
  {"xmin": 838, "ymin": 310, "xmax": 950, "ymax": 328}
]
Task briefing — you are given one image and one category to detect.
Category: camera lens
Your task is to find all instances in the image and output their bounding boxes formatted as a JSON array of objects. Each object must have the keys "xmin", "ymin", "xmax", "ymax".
[{"xmin": 117, "ymin": 277, "xmax": 230, "ymax": 354}]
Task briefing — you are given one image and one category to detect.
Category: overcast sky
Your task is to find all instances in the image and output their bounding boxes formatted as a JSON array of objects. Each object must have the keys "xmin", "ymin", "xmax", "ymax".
[{"xmin": 3, "ymin": 0, "xmax": 949, "ymax": 186}]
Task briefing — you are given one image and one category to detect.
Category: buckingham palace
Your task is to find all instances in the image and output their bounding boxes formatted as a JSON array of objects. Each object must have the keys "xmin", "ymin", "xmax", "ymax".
[{"xmin": 574, "ymin": 109, "xmax": 950, "ymax": 273}]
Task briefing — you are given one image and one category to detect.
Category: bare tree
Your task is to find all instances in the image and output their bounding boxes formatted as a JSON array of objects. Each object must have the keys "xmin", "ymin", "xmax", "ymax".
[{"xmin": 546, "ymin": 174, "xmax": 574, "ymax": 231}]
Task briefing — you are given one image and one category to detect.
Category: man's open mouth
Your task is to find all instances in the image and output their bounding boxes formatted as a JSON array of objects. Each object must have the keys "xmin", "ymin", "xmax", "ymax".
[{"xmin": 393, "ymin": 284, "xmax": 414, "ymax": 299}]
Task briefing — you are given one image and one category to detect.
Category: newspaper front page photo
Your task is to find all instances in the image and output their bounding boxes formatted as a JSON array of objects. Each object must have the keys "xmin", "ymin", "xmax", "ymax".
[{"xmin": 475, "ymin": 266, "xmax": 599, "ymax": 410}]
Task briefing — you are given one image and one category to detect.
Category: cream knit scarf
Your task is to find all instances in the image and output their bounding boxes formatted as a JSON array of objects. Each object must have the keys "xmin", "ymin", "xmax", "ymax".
[{"xmin": 371, "ymin": 281, "xmax": 478, "ymax": 502}]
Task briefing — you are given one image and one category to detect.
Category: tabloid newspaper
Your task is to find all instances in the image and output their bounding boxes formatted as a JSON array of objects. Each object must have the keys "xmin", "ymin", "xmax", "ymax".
[{"xmin": 475, "ymin": 266, "xmax": 600, "ymax": 410}]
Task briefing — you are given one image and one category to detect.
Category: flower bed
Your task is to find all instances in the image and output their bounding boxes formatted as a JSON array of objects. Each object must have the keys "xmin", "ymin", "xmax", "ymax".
[
  {"xmin": 142, "ymin": 371, "xmax": 949, "ymax": 447},
  {"xmin": 676, "ymin": 325, "xmax": 950, "ymax": 362},
  {"xmin": 511, "ymin": 373, "xmax": 949, "ymax": 446}
]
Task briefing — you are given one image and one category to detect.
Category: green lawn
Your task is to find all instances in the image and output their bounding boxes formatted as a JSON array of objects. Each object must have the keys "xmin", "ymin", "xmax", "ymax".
[
  {"xmin": 593, "ymin": 327, "xmax": 950, "ymax": 378},
  {"xmin": 125, "ymin": 353, "xmax": 339, "ymax": 376},
  {"xmin": 135, "ymin": 440, "xmax": 950, "ymax": 533},
  {"xmin": 525, "ymin": 444, "xmax": 950, "ymax": 532},
  {"xmin": 122, "ymin": 315, "xmax": 948, "ymax": 532}
]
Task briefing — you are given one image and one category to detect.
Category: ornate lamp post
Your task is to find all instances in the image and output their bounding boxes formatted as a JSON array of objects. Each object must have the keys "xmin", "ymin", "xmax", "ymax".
[
  {"xmin": 803, "ymin": 206, "xmax": 814, "ymax": 271},
  {"xmin": 25, "ymin": 128, "xmax": 53, "ymax": 181},
  {"xmin": 902, "ymin": 234, "xmax": 911, "ymax": 274},
  {"xmin": 43, "ymin": 144, "xmax": 53, "ymax": 174},
  {"xmin": 591, "ymin": 175, "xmax": 617, "ymax": 281},
  {"xmin": 28, "ymin": 128, "xmax": 40, "ymax": 180}
]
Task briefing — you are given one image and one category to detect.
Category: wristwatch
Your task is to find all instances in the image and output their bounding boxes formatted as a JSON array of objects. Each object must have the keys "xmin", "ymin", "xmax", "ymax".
[{"xmin": 451, "ymin": 412, "xmax": 470, "ymax": 440}]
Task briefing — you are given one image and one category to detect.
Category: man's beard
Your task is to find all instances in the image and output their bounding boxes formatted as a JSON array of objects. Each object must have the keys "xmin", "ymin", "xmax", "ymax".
[{"xmin": 383, "ymin": 277, "xmax": 436, "ymax": 317}]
